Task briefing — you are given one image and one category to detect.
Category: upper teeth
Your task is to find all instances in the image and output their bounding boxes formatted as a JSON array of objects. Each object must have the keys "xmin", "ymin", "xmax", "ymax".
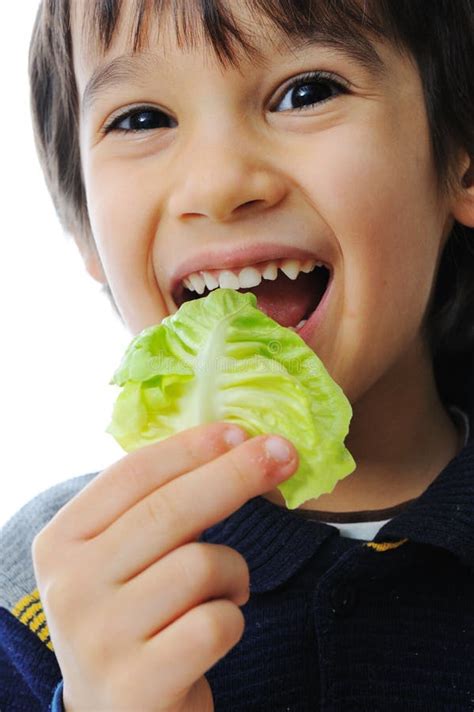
[{"xmin": 182, "ymin": 258, "xmax": 323, "ymax": 294}]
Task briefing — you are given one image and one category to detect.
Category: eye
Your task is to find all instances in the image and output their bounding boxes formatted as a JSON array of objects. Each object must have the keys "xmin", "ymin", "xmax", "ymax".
[
  {"xmin": 273, "ymin": 70, "xmax": 349, "ymax": 112},
  {"xmin": 103, "ymin": 106, "xmax": 177, "ymax": 134}
]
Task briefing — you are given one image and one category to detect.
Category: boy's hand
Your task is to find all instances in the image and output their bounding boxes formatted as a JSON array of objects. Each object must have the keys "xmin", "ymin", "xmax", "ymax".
[{"xmin": 32, "ymin": 422, "xmax": 298, "ymax": 712}]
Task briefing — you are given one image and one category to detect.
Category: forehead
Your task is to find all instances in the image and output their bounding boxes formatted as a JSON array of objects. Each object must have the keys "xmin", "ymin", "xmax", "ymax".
[{"xmin": 71, "ymin": 0, "xmax": 390, "ymax": 83}]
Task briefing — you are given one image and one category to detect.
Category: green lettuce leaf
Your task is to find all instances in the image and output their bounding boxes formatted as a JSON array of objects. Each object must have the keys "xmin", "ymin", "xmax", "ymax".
[{"xmin": 106, "ymin": 288, "xmax": 355, "ymax": 509}]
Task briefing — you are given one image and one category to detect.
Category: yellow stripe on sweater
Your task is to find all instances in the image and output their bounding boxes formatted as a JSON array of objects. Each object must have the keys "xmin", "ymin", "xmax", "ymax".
[
  {"xmin": 11, "ymin": 588, "xmax": 54, "ymax": 652},
  {"xmin": 365, "ymin": 538, "xmax": 409, "ymax": 552}
]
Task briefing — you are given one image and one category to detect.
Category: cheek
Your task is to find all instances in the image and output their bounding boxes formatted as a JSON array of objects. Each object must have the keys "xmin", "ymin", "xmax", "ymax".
[
  {"xmin": 303, "ymin": 117, "xmax": 440, "ymax": 299},
  {"xmin": 85, "ymin": 157, "xmax": 153, "ymax": 247},
  {"xmin": 297, "ymin": 119, "xmax": 442, "ymax": 397},
  {"xmin": 83, "ymin": 158, "xmax": 168, "ymax": 333}
]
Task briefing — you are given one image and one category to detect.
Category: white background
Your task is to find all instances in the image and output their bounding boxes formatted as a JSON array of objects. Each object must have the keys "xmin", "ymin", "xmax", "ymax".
[{"xmin": 0, "ymin": 1, "xmax": 131, "ymax": 527}]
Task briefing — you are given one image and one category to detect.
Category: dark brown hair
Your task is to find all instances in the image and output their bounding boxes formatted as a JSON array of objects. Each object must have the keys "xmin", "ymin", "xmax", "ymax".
[{"xmin": 29, "ymin": 0, "xmax": 474, "ymax": 413}]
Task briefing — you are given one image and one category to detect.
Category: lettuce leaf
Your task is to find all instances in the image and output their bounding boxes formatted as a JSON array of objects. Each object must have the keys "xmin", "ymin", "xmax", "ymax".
[{"xmin": 106, "ymin": 288, "xmax": 355, "ymax": 509}]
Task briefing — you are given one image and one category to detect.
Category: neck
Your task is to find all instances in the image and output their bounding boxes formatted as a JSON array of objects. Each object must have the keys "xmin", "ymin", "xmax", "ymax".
[{"xmin": 265, "ymin": 337, "xmax": 462, "ymax": 513}]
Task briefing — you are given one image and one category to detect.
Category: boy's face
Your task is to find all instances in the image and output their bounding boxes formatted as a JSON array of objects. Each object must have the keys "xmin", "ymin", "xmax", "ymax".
[{"xmin": 71, "ymin": 2, "xmax": 456, "ymax": 405}]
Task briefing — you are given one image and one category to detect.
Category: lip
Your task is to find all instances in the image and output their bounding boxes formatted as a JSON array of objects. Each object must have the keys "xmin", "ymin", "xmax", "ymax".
[
  {"xmin": 169, "ymin": 241, "xmax": 333, "ymax": 305},
  {"xmin": 296, "ymin": 268, "xmax": 334, "ymax": 345}
]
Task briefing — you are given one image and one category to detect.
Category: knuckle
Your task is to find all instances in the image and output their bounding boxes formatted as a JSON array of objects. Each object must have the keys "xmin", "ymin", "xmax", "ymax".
[
  {"xmin": 31, "ymin": 525, "xmax": 58, "ymax": 582},
  {"xmin": 167, "ymin": 424, "xmax": 210, "ymax": 459},
  {"xmin": 196, "ymin": 601, "xmax": 244, "ymax": 652},
  {"xmin": 221, "ymin": 545, "xmax": 250, "ymax": 587},
  {"xmin": 187, "ymin": 543, "xmax": 221, "ymax": 583},
  {"xmin": 226, "ymin": 436, "xmax": 273, "ymax": 488},
  {"xmin": 42, "ymin": 559, "xmax": 93, "ymax": 621},
  {"xmin": 232, "ymin": 547, "xmax": 250, "ymax": 575},
  {"xmin": 199, "ymin": 421, "xmax": 230, "ymax": 451},
  {"xmin": 224, "ymin": 450, "xmax": 253, "ymax": 491},
  {"xmin": 144, "ymin": 488, "xmax": 177, "ymax": 533},
  {"xmin": 179, "ymin": 421, "xmax": 229, "ymax": 462},
  {"xmin": 121, "ymin": 451, "xmax": 146, "ymax": 490},
  {"xmin": 227, "ymin": 603, "xmax": 246, "ymax": 642},
  {"xmin": 234, "ymin": 550, "xmax": 250, "ymax": 591},
  {"xmin": 42, "ymin": 576, "xmax": 74, "ymax": 623},
  {"xmin": 178, "ymin": 436, "xmax": 202, "ymax": 468}
]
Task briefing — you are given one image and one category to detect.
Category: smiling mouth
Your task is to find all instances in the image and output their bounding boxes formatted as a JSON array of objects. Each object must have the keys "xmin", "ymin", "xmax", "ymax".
[{"xmin": 174, "ymin": 263, "xmax": 331, "ymax": 330}]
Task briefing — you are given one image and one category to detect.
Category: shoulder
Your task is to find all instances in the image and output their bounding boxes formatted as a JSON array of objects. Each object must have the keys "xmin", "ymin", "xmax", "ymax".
[{"xmin": 0, "ymin": 472, "xmax": 98, "ymax": 613}]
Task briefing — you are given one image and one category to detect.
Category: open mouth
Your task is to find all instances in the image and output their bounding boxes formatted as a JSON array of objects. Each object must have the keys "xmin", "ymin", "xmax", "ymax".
[{"xmin": 173, "ymin": 260, "xmax": 331, "ymax": 332}]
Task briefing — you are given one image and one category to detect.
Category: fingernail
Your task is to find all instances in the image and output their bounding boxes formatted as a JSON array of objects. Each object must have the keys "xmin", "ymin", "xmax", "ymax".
[
  {"xmin": 265, "ymin": 436, "xmax": 292, "ymax": 463},
  {"xmin": 224, "ymin": 427, "xmax": 247, "ymax": 448}
]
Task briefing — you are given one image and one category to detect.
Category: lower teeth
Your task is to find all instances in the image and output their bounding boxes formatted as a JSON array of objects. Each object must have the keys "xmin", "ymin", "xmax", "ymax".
[{"xmin": 288, "ymin": 319, "xmax": 307, "ymax": 332}]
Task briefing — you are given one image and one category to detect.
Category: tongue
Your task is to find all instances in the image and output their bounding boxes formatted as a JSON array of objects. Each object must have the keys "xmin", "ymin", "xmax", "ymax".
[{"xmin": 239, "ymin": 271, "xmax": 319, "ymax": 327}]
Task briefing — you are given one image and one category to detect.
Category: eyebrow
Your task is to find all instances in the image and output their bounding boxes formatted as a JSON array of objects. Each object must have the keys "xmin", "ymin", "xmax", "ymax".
[
  {"xmin": 81, "ymin": 34, "xmax": 387, "ymax": 116},
  {"xmin": 82, "ymin": 53, "xmax": 158, "ymax": 116}
]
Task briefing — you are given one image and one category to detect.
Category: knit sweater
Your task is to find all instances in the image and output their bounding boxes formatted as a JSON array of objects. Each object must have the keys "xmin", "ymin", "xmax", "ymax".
[{"xmin": 1, "ymin": 428, "xmax": 474, "ymax": 711}]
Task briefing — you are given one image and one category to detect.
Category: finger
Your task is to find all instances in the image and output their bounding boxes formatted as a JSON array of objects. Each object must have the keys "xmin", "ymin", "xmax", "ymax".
[
  {"xmin": 47, "ymin": 422, "xmax": 249, "ymax": 541},
  {"xmin": 117, "ymin": 543, "xmax": 249, "ymax": 640},
  {"xmin": 101, "ymin": 434, "xmax": 298, "ymax": 582},
  {"xmin": 139, "ymin": 599, "xmax": 245, "ymax": 703}
]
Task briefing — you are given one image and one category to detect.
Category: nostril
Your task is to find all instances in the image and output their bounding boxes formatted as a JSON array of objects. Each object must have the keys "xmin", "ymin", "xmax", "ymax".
[
  {"xmin": 239, "ymin": 199, "xmax": 264, "ymax": 212},
  {"xmin": 179, "ymin": 199, "xmax": 267, "ymax": 223},
  {"xmin": 181, "ymin": 212, "xmax": 206, "ymax": 220}
]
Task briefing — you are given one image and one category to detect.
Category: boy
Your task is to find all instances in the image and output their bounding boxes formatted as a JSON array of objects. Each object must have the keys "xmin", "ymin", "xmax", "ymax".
[{"xmin": 1, "ymin": 0, "xmax": 474, "ymax": 709}]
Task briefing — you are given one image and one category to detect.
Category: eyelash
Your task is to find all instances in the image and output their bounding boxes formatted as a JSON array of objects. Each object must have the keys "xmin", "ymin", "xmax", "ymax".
[{"xmin": 102, "ymin": 70, "xmax": 349, "ymax": 135}]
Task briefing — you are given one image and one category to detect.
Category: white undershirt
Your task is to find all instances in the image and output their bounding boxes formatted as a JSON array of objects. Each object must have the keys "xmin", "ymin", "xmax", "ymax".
[{"xmin": 330, "ymin": 518, "xmax": 392, "ymax": 541}]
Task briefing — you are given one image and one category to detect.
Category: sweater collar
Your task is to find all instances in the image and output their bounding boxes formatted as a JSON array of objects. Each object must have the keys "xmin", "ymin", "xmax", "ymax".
[
  {"xmin": 200, "ymin": 493, "xmax": 339, "ymax": 593},
  {"xmin": 201, "ymin": 434, "xmax": 474, "ymax": 592},
  {"xmin": 374, "ymin": 434, "xmax": 474, "ymax": 568}
]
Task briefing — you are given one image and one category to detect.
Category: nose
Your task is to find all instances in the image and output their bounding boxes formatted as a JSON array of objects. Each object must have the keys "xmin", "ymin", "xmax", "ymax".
[{"xmin": 166, "ymin": 127, "xmax": 288, "ymax": 223}]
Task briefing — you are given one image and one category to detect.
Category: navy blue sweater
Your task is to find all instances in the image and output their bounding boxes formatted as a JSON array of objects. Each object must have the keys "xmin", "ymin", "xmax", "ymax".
[{"xmin": 1, "ymin": 431, "xmax": 474, "ymax": 711}]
